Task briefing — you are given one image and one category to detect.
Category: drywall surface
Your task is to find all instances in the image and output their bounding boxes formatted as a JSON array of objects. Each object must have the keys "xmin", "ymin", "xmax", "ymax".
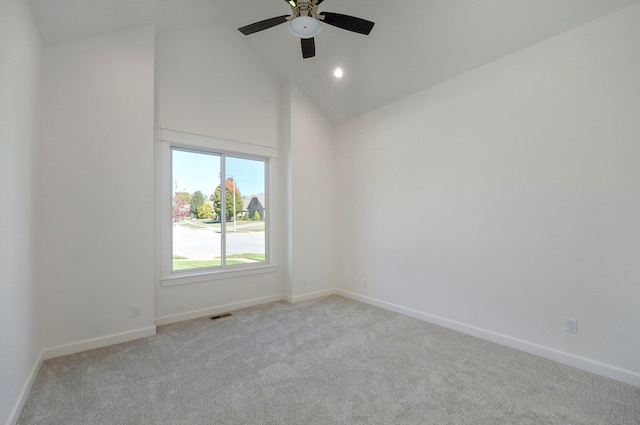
[
  {"xmin": 286, "ymin": 82, "xmax": 337, "ymax": 299},
  {"xmin": 156, "ymin": 23, "xmax": 280, "ymax": 148},
  {"xmin": 154, "ymin": 23, "xmax": 284, "ymax": 320},
  {"xmin": 40, "ymin": 27, "xmax": 156, "ymax": 349},
  {"xmin": 335, "ymin": 4, "xmax": 640, "ymax": 382},
  {"xmin": 0, "ymin": 0, "xmax": 42, "ymax": 422}
]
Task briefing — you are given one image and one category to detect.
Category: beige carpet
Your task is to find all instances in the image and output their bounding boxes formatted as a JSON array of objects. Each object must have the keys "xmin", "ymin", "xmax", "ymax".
[{"xmin": 18, "ymin": 295, "xmax": 640, "ymax": 424}]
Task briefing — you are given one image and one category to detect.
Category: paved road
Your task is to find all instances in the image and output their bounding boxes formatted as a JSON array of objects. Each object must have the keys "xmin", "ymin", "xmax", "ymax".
[{"xmin": 172, "ymin": 224, "xmax": 265, "ymax": 259}]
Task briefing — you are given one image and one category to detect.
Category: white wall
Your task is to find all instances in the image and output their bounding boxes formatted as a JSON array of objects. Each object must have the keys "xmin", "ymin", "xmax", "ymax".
[
  {"xmin": 40, "ymin": 26, "xmax": 156, "ymax": 354},
  {"xmin": 0, "ymin": 1, "xmax": 42, "ymax": 422},
  {"xmin": 154, "ymin": 23, "xmax": 284, "ymax": 322},
  {"xmin": 335, "ymin": 4, "xmax": 640, "ymax": 385},
  {"xmin": 156, "ymin": 23, "xmax": 280, "ymax": 148},
  {"xmin": 284, "ymin": 82, "xmax": 336, "ymax": 300}
]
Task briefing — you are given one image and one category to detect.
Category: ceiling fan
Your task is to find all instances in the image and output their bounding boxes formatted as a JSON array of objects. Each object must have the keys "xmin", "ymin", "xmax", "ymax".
[{"xmin": 238, "ymin": 0, "xmax": 375, "ymax": 59}]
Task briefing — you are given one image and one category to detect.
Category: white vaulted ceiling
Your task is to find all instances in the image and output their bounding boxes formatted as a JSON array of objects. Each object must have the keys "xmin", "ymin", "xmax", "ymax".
[{"xmin": 28, "ymin": 0, "xmax": 640, "ymax": 123}]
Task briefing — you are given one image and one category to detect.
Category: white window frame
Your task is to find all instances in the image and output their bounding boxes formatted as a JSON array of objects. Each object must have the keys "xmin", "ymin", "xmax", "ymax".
[{"xmin": 159, "ymin": 129, "xmax": 278, "ymax": 287}]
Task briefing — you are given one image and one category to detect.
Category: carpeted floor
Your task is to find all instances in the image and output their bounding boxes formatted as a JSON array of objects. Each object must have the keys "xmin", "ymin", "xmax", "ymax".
[{"xmin": 18, "ymin": 295, "xmax": 640, "ymax": 424}]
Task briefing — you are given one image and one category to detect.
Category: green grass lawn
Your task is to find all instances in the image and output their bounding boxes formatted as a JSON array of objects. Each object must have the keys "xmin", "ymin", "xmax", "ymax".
[
  {"xmin": 172, "ymin": 259, "xmax": 244, "ymax": 270},
  {"xmin": 176, "ymin": 220, "xmax": 264, "ymax": 233},
  {"xmin": 233, "ymin": 223, "xmax": 265, "ymax": 232},
  {"xmin": 227, "ymin": 253, "xmax": 265, "ymax": 261},
  {"xmin": 178, "ymin": 222, "xmax": 212, "ymax": 230}
]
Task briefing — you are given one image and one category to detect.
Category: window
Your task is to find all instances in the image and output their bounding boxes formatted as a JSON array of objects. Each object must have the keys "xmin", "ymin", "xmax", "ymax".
[{"xmin": 167, "ymin": 146, "xmax": 269, "ymax": 279}]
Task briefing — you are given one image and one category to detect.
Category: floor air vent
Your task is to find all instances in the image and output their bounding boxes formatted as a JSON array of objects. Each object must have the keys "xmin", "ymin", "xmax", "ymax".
[{"xmin": 210, "ymin": 313, "xmax": 232, "ymax": 320}]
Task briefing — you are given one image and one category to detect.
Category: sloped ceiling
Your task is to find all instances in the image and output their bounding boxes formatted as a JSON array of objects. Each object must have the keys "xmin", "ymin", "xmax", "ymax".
[{"xmin": 29, "ymin": 0, "xmax": 640, "ymax": 123}]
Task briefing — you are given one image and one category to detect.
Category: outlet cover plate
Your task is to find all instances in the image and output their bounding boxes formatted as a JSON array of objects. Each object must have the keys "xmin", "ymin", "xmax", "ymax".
[{"xmin": 565, "ymin": 318, "xmax": 577, "ymax": 333}]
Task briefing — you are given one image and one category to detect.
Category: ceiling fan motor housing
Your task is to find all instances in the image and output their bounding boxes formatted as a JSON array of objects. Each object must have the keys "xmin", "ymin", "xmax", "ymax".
[{"xmin": 291, "ymin": 1, "xmax": 318, "ymax": 19}]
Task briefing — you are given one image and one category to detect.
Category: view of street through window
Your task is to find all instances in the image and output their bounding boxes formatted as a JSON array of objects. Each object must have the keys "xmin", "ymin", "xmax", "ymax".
[
  {"xmin": 172, "ymin": 219, "xmax": 265, "ymax": 270},
  {"xmin": 172, "ymin": 149, "xmax": 266, "ymax": 271}
]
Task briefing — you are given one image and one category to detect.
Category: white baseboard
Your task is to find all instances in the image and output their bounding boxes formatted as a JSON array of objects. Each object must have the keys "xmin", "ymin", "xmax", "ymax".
[
  {"xmin": 5, "ymin": 351, "xmax": 43, "ymax": 425},
  {"xmin": 155, "ymin": 294, "xmax": 284, "ymax": 326},
  {"xmin": 284, "ymin": 288, "xmax": 337, "ymax": 304},
  {"xmin": 337, "ymin": 289, "xmax": 640, "ymax": 388},
  {"xmin": 42, "ymin": 326, "xmax": 156, "ymax": 360},
  {"xmin": 156, "ymin": 290, "xmax": 337, "ymax": 326}
]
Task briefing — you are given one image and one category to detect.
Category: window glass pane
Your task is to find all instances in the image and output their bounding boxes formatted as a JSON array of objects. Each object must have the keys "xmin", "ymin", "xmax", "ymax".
[
  {"xmin": 224, "ymin": 157, "xmax": 266, "ymax": 264},
  {"xmin": 171, "ymin": 149, "xmax": 221, "ymax": 271}
]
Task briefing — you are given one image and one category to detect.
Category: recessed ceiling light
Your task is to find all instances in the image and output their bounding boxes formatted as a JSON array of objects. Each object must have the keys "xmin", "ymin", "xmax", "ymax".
[{"xmin": 333, "ymin": 67, "xmax": 344, "ymax": 78}]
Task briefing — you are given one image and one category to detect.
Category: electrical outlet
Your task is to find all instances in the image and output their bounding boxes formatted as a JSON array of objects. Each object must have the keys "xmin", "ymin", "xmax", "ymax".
[
  {"xmin": 303, "ymin": 278, "xmax": 308, "ymax": 286},
  {"xmin": 565, "ymin": 318, "xmax": 577, "ymax": 333},
  {"xmin": 132, "ymin": 305, "xmax": 141, "ymax": 317},
  {"xmin": 362, "ymin": 279, "xmax": 368, "ymax": 288}
]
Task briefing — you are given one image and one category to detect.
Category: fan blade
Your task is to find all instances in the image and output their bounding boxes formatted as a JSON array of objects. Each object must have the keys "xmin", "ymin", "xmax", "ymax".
[
  {"xmin": 319, "ymin": 12, "xmax": 374, "ymax": 35},
  {"xmin": 301, "ymin": 37, "xmax": 316, "ymax": 59},
  {"xmin": 238, "ymin": 15, "xmax": 289, "ymax": 35}
]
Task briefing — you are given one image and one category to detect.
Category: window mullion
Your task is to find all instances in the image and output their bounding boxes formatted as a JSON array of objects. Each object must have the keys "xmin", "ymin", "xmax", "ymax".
[{"xmin": 220, "ymin": 154, "xmax": 226, "ymax": 267}]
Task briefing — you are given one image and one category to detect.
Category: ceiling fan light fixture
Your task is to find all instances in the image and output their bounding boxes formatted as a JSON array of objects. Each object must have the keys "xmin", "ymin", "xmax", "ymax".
[
  {"xmin": 238, "ymin": 1, "xmax": 375, "ymax": 59},
  {"xmin": 289, "ymin": 16, "xmax": 321, "ymax": 39}
]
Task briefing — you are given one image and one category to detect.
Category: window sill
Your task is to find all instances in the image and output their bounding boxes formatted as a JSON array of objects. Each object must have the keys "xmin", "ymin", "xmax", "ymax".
[{"xmin": 161, "ymin": 264, "xmax": 278, "ymax": 287}]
